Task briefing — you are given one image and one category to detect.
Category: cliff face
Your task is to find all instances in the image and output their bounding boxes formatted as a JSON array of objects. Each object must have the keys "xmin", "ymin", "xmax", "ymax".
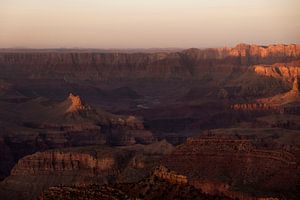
[
  {"xmin": 152, "ymin": 165, "xmax": 188, "ymax": 185},
  {"xmin": 39, "ymin": 172, "xmax": 232, "ymax": 200},
  {"xmin": 11, "ymin": 151, "xmax": 119, "ymax": 176},
  {"xmin": 0, "ymin": 44, "xmax": 299, "ymax": 80},
  {"xmin": 0, "ymin": 146, "xmax": 134, "ymax": 200},
  {"xmin": 0, "ymin": 93, "xmax": 155, "ymax": 181},
  {"xmin": 231, "ymin": 76, "xmax": 300, "ymax": 113},
  {"xmin": 162, "ymin": 135, "xmax": 299, "ymax": 199},
  {"xmin": 0, "ymin": 141, "xmax": 175, "ymax": 200},
  {"xmin": 253, "ymin": 61, "xmax": 300, "ymax": 81}
]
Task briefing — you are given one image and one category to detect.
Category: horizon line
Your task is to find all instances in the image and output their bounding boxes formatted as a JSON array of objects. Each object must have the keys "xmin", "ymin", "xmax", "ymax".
[{"xmin": 0, "ymin": 43, "xmax": 299, "ymax": 51}]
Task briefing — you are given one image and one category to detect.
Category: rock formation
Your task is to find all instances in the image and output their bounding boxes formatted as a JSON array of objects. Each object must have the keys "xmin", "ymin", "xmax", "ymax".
[
  {"xmin": 39, "ymin": 171, "xmax": 232, "ymax": 200},
  {"xmin": 39, "ymin": 185, "xmax": 130, "ymax": 200},
  {"xmin": 253, "ymin": 60, "xmax": 300, "ymax": 80},
  {"xmin": 152, "ymin": 165, "xmax": 188, "ymax": 185},
  {"xmin": 162, "ymin": 135, "xmax": 300, "ymax": 199},
  {"xmin": 255, "ymin": 114, "xmax": 300, "ymax": 130},
  {"xmin": 0, "ymin": 140, "xmax": 175, "ymax": 200},
  {"xmin": 0, "ymin": 93, "xmax": 155, "ymax": 181},
  {"xmin": 232, "ymin": 61, "xmax": 300, "ymax": 114},
  {"xmin": 0, "ymin": 146, "xmax": 134, "ymax": 200},
  {"xmin": 66, "ymin": 93, "xmax": 88, "ymax": 113},
  {"xmin": 1, "ymin": 43, "xmax": 300, "ymax": 200},
  {"xmin": 0, "ymin": 44, "xmax": 299, "ymax": 81}
]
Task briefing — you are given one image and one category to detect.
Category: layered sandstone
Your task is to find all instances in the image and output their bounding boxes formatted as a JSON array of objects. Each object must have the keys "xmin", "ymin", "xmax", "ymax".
[
  {"xmin": 39, "ymin": 185, "xmax": 130, "ymax": 200},
  {"xmin": 253, "ymin": 60, "xmax": 300, "ymax": 81},
  {"xmin": 1, "ymin": 43, "xmax": 300, "ymax": 200},
  {"xmin": 39, "ymin": 171, "xmax": 232, "ymax": 200},
  {"xmin": 66, "ymin": 93, "xmax": 89, "ymax": 113},
  {"xmin": 162, "ymin": 135, "xmax": 299, "ymax": 199},
  {"xmin": 255, "ymin": 114, "xmax": 300, "ymax": 130},
  {"xmin": 257, "ymin": 76, "xmax": 300, "ymax": 106},
  {"xmin": 0, "ymin": 93, "xmax": 155, "ymax": 181},
  {"xmin": 0, "ymin": 44, "xmax": 299, "ymax": 81},
  {"xmin": 0, "ymin": 141, "xmax": 175, "ymax": 200},
  {"xmin": 231, "ymin": 75, "xmax": 300, "ymax": 114},
  {"xmin": 152, "ymin": 165, "xmax": 188, "ymax": 185},
  {"xmin": 0, "ymin": 146, "xmax": 134, "ymax": 200}
]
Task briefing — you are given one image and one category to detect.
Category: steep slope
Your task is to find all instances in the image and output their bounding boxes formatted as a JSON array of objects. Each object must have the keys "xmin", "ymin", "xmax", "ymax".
[
  {"xmin": 39, "ymin": 166, "xmax": 232, "ymax": 200},
  {"xmin": 253, "ymin": 60, "xmax": 300, "ymax": 80},
  {"xmin": 0, "ymin": 141, "xmax": 174, "ymax": 200},
  {"xmin": 232, "ymin": 76, "xmax": 300, "ymax": 115},
  {"xmin": 0, "ymin": 93, "xmax": 154, "ymax": 180},
  {"xmin": 0, "ymin": 44, "xmax": 299, "ymax": 81},
  {"xmin": 0, "ymin": 145, "xmax": 133, "ymax": 200},
  {"xmin": 162, "ymin": 134, "xmax": 300, "ymax": 199},
  {"xmin": 257, "ymin": 76, "xmax": 300, "ymax": 106}
]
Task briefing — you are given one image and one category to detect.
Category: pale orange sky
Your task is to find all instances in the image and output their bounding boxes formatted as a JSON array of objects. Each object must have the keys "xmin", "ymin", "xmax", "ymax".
[{"xmin": 0, "ymin": 0, "xmax": 299, "ymax": 48}]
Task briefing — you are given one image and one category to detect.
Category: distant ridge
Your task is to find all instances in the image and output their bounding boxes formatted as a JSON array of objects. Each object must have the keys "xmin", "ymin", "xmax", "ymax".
[{"xmin": 0, "ymin": 43, "xmax": 299, "ymax": 53}]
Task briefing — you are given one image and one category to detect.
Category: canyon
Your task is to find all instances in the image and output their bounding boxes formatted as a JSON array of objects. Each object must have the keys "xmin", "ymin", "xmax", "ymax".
[
  {"xmin": 39, "ymin": 166, "xmax": 232, "ymax": 200},
  {"xmin": 0, "ymin": 43, "xmax": 300, "ymax": 199},
  {"xmin": 0, "ymin": 44, "xmax": 299, "ymax": 82},
  {"xmin": 162, "ymin": 134, "xmax": 299, "ymax": 199},
  {"xmin": 0, "ymin": 140, "xmax": 174, "ymax": 200}
]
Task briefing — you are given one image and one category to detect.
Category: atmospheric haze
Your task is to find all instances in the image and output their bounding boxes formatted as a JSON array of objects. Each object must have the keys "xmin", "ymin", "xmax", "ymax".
[{"xmin": 0, "ymin": 0, "xmax": 299, "ymax": 48}]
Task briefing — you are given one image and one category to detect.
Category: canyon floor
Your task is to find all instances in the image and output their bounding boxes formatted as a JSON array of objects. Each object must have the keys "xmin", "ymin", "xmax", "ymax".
[{"xmin": 0, "ymin": 44, "xmax": 300, "ymax": 200}]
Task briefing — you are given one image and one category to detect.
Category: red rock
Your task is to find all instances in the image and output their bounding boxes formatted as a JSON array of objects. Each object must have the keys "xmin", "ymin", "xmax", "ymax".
[
  {"xmin": 161, "ymin": 135, "xmax": 299, "ymax": 199},
  {"xmin": 0, "ymin": 44, "xmax": 299, "ymax": 81}
]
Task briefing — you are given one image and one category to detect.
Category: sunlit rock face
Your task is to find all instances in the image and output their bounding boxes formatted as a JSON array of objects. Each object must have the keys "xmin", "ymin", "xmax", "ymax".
[
  {"xmin": 0, "ymin": 146, "xmax": 134, "ymax": 200},
  {"xmin": 66, "ymin": 93, "xmax": 87, "ymax": 113},
  {"xmin": 253, "ymin": 61, "xmax": 300, "ymax": 81},
  {"xmin": 0, "ymin": 44, "xmax": 299, "ymax": 81}
]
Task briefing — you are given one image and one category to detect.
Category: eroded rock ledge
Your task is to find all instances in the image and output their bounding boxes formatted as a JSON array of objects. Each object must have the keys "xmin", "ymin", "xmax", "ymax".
[
  {"xmin": 0, "ymin": 44, "xmax": 299, "ymax": 80},
  {"xmin": 162, "ymin": 135, "xmax": 299, "ymax": 199}
]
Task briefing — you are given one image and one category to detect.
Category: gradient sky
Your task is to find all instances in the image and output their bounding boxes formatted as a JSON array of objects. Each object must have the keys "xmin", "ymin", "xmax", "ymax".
[{"xmin": 0, "ymin": 0, "xmax": 299, "ymax": 48}]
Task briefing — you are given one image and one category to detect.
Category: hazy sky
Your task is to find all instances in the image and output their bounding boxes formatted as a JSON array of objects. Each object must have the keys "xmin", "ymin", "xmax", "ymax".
[{"xmin": 0, "ymin": 0, "xmax": 299, "ymax": 48}]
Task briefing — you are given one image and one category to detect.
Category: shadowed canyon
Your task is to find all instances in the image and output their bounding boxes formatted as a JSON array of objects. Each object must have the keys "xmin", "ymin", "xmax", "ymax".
[{"xmin": 0, "ymin": 44, "xmax": 300, "ymax": 200}]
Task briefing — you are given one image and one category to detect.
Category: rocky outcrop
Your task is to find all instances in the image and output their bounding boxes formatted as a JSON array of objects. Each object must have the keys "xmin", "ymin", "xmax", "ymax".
[
  {"xmin": 162, "ymin": 135, "xmax": 299, "ymax": 199},
  {"xmin": 255, "ymin": 115, "xmax": 300, "ymax": 130},
  {"xmin": 39, "ymin": 185, "xmax": 130, "ymax": 200},
  {"xmin": 253, "ymin": 60, "xmax": 300, "ymax": 81},
  {"xmin": 0, "ymin": 44, "xmax": 299, "ymax": 81},
  {"xmin": 0, "ymin": 146, "xmax": 134, "ymax": 200},
  {"xmin": 257, "ymin": 76, "xmax": 300, "ymax": 106},
  {"xmin": 231, "ymin": 76, "xmax": 300, "ymax": 114},
  {"xmin": 152, "ymin": 165, "xmax": 188, "ymax": 185},
  {"xmin": 231, "ymin": 103, "xmax": 278, "ymax": 111},
  {"xmin": 39, "ymin": 172, "xmax": 232, "ymax": 200},
  {"xmin": 65, "ymin": 93, "xmax": 90, "ymax": 113},
  {"xmin": 0, "ymin": 93, "xmax": 155, "ymax": 181},
  {"xmin": 10, "ymin": 151, "xmax": 120, "ymax": 176},
  {"xmin": 0, "ymin": 141, "xmax": 175, "ymax": 200}
]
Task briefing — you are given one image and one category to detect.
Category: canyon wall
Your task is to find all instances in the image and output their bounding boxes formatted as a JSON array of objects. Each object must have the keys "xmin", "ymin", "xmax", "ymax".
[
  {"xmin": 152, "ymin": 165, "xmax": 188, "ymax": 185},
  {"xmin": 0, "ymin": 44, "xmax": 299, "ymax": 81},
  {"xmin": 162, "ymin": 136, "xmax": 299, "ymax": 199},
  {"xmin": 253, "ymin": 60, "xmax": 300, "ymax": 80},
  {"xmin": 0, "ymin": 140, "xmax": 175, "ymax": 200},
  {"xmin": 0, "ymin": 147, "xmax": 134, "ymax": 200}
]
